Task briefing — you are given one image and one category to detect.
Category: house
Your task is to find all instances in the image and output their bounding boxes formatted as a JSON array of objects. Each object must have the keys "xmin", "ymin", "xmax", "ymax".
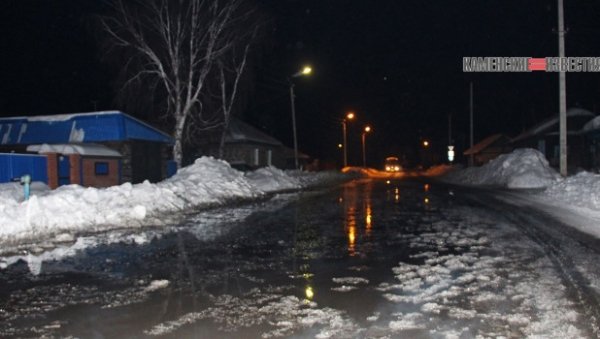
[
  {"xmin": 463, "ymin": 134, "xmax": 513, "ymax": 166},
  {"xmin": 583, "ymin": 116, "xmax": 600, "ymax": 170},
  {"xmin": 511, "ymin": 108, "xmax": 595, "ymax": 170},
  {"xmin": 0, "ymin": 111, "xmax": 175, "ymax": 188},
  {"xmin": 193, "ymin": 118, "xmax": 310, "ymax": 170}
]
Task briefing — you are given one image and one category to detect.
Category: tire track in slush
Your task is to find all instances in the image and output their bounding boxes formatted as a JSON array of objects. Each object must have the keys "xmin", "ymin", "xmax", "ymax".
[{"xmin": 463, "ymin": 190, "xmax": 600, "ymax": 337}]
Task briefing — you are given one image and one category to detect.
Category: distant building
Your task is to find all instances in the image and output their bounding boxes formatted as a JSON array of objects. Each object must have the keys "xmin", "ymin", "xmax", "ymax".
[
  {"xmin": 463, "ymin": 134, "xmax": 513, "ymax": 166},
  {"xmin": 0, "ymin": 111, "xmax": 175, "ymax": 188},
  {"xmin": 583, "ymin": 116, "xmax": 600, "ymax": 171},
  {"xmin": 511, "ymin": 108, "xmax": 595, "ymax": 170},
  {"xmin": 192, "ymin": 118, "xmax": 310, "ymax": 170}
]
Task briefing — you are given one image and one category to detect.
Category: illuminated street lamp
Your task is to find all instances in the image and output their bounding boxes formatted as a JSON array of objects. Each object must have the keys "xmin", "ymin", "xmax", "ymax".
[
  {"xmin": 342, "ymin": 112, "xmax": 355, "ymax": 167},
  {"xmin": 362, "ymin": 125, "xmax": 371, "ymax": 168},
  {"xmin": 422, "ymin": 140, "xmax": 430, "ymax": 147},
  {"xmin": 289, "ymin": 65, "xmax": 312, "ymax": 169}
]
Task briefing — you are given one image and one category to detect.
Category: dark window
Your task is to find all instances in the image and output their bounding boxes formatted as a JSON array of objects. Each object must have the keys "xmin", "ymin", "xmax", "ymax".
[{"xmin": 95, "ymin": 162, "xmax": 109, "ymax": 175}]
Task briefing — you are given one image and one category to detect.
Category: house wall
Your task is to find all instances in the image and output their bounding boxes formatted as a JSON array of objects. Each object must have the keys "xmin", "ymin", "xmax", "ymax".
[
  {"xmin": 585, "ymin": 136, "xmax": 600, "ymax": 170},
  {"xmin": 102, "ymin": 141, "xmax": 172, "ymax": 183},
  {"xmin": 514, "ymin": 134, "xmax": 588, "ymax": 170},
  {"xmin": 81, "ymin": 158, "xmax": 120, "ymax": 188},
  {"xmin": 196, "ymin": 143, "xmax": 286, "ymax": 169},
  {"xmin": 220, "ymin": 144, "xmax": 286, "ymax": 168}
]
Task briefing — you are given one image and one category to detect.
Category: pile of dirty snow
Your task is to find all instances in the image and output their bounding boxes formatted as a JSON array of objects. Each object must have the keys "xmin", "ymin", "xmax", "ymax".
[
  {"xmin": 0, "ymin": 157, "xmax": 348, "ymax": 245},
  {"xmin": 245, "ymin": 167, "xmax": 302, "ymax": 192},
  {"xmin": 443, "ymin": 148, "xmax": 560, "ymax": 189}
]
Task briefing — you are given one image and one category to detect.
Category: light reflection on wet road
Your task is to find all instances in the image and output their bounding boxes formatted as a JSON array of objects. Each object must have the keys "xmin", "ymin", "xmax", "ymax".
[{"xmin": 1, "ymin": 179, "xmax": 598, "ymax": 338}]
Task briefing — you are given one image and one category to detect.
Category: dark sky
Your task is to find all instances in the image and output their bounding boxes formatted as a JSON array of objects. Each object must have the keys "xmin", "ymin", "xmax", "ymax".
[{"xmin": 2, "ymin": 1, "xmax": 600, "ymax": 166}]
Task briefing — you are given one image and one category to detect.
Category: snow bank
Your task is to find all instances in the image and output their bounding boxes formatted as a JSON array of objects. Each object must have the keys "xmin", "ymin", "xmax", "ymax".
[
  {"xmin": 245, "ymin": 166, "xmax": 302, "ymax": 192},
  {"xmin": 543, "ymin": 171, "xmax": 600, "ymax": 211},
  {"xmin": 438, "ymin": 148, "xmax": 600, "ymax": 230},
  {"xmin": 0, "ymin": 157, "xmax": 349, "ymax": 245},
  {"xmin": 443, "ymin": 148, "xmax": 560, "ymax": 189}
]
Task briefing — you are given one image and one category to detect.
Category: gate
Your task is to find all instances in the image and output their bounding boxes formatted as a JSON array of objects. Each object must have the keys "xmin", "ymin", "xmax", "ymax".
[{"xmin": 0, "ymin": 153, "xmax": 48, "ymax": 183}]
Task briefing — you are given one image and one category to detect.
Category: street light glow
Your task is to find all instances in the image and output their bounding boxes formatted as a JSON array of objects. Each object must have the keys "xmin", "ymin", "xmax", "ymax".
[
  {"xmin": 364, "ymin": 126, "xmax": 371, "ymax": 133},
  {"xmin": 292, "ymin": 65, "xmax": 313, "ymax": 78},
  {"xmin": 346, "ymin": 112, "xmax": 355, "ymax": 120},
  {"xmin": 423, "ymin": 140, "xmax": 429, "ymax": 147}
]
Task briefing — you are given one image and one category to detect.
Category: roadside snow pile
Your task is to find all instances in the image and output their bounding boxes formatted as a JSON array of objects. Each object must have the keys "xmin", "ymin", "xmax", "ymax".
[
  {"xmin": 543, "ymin": 171, "xmax": 600, "ymax": 210},
  {"xmin": 291, "ymin": 169, "xmax": 355, "ymax": 187},
  {"xmin": 245, "ymin": 166, "xmax": 302, "ymax": 192},
  {"xmin": 422, "ymin": 164, "xmax": 457, "ymax": 177},
  {"xmin": 0, "ymin": 182, "xmax": 49, "ymax": 201},
  {"xmin": 443, "ymin": 148, "xmax": 561, "ymax": 189},
  {"xmin": 0, "ymin": 157, "xmax": 348, "ymax": 244},
  {"xmin": 163, "ymin": 157, "xmax": 258, "ymax": 205}
]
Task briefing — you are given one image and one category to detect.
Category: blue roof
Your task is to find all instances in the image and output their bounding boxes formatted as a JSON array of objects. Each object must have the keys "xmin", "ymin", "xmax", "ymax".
[{"xmin": 0, "ymin": 111, "xmax": 174, "ymax": 145}]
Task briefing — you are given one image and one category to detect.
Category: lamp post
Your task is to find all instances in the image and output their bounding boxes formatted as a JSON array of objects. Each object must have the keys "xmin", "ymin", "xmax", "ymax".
[
  {"xmin": 342, "ymin": 112, "xmax": 355, "ymax": 167},
  {"xmin": 289, "ymin": 66, "xmax": 312, "ymax": 169},
  {"xmin": 362, "ymin": 125, "xmax": 371, "ymax": 168}
]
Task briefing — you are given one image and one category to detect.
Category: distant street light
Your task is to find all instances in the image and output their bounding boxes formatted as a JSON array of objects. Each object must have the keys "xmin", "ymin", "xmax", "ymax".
[
  {"xmin": 422, "ymin": 140, "xmax": 430, "ymax": 148},
  {"xmin": 342, "ymin": 112, "xmax": 355, "ymax": 167},
  {"xmin": 362, "ymin": 125, "xmax": 371, "ymax": 168},
  {"xmin": 289, "ymin": 65, "xmax": 312, "ymax": 169}
]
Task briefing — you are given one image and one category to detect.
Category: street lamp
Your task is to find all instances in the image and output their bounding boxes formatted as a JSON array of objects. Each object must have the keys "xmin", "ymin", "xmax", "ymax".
[
  {"xmin": 362, "ymin": 125, "xmax": 371, "ymax": 168},
  {"xmin": 342, "ymin": 112, "xmax": 355, "ymax": 167},
  {"xmin": 289, "ymin": 65, "xmax": 312, "ymax": 169}
]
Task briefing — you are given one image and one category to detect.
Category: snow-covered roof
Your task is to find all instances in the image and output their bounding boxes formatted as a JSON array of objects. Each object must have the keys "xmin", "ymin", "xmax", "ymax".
[
  {"xmin": 26, "ymin": 143, "xmax": 122, "ymax": 157},
  {"xmin": 0, "ymin": 111, "xmax": 174, "ymax": 145},
  {"xmin": 464, "ymin": 134, "xmax": 510, "ymax": 155},
  {"xmin": 225, "ymin": 118, "xmax": 283, "ymax": 146},
  {"xmin": 583, "ymin": 115, "xmax": 600, "ymax": 133},
  {"xmin": 512, "ymin": 108, "xmax": 595, "ymax": 142},
  {"xmin": 3, "ymin": 111, "xmax": 118, "ymax": 122}
]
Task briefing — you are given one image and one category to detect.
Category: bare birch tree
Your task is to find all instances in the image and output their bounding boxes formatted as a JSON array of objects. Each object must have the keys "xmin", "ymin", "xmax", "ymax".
[
  {"xmin": 100, "ymin": 0, "xmax": 248, "ymax": 166},
  {"xmin": 215, "ymin": 27, "xmax": 257, "ymax": 158}
]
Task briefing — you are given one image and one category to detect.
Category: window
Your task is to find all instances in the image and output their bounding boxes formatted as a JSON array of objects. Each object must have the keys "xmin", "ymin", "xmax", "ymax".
[
  {"xmin": 95, "ymin": 162, "xmax": 109, "ymax": 175},
  {"xmin": 254, "ymin": 148, "xmax": 259, "ymax": 166}
]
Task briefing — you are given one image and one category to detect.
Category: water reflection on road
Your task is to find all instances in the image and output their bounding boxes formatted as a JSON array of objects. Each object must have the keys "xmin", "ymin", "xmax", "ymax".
[{"xmin": 0, "ymin": 179, "xmax": 594, "ymax": 338}]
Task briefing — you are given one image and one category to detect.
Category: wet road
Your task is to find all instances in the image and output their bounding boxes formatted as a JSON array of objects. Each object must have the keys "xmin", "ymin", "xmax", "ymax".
[{"xmin": 1, "ymin": 179, "xmax": 600, "ymax": 338}]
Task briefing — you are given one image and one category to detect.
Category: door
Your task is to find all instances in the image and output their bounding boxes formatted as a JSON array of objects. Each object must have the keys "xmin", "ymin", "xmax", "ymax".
[{"xmin": 58, "ymin": 156, "xmax": 70, "ymax": 186}]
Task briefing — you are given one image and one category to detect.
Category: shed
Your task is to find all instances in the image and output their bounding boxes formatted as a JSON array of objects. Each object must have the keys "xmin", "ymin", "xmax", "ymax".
[{"xmin": 0, "ymin": 111, "xmax": 175, "ymax": 187}]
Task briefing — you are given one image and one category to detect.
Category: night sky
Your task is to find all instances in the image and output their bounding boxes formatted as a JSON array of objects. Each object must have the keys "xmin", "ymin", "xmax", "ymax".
[{"xmin": 2, "ymin": 1, "xmax": 600, "ymax": 167}]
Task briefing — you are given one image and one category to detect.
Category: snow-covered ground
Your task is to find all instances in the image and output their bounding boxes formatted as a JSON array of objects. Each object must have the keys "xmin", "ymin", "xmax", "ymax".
[
  {"xmin": 436, "ymin": 148, "xmax": 600, "ymax": 238},
  {"xmin": 0, "ymin": 157, "xmax": 348, "ymax": 248}
]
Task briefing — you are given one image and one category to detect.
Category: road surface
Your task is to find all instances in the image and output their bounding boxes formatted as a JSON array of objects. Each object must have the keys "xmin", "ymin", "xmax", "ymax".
[{"xmin": 1, "ymin": 178, "xmax": 599, "ymax": 338}]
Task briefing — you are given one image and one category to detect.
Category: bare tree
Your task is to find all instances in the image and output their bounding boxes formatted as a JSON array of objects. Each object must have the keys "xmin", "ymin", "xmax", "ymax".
[
  {"xmin": 100, "ymin": 0, "xmax": 248, "ymax": 166},
  {"xmin": 215, "ymin": 27, "xmax": 257, "ymax": 159}
]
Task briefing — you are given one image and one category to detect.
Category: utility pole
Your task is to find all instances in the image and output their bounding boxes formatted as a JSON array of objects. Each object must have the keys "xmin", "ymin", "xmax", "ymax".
[
  {"xmin": 558, "ymin": 0, "xmax": 568, "ymax": 177},
  {"xmin": 289, "ymin": 83, "xmax": 299, "ymax": 170},
  {"xmin": 469, "ymin": 82, "xmax": 474, "ymax": 167},
  {"xmin": 448, "ymin": 114, "xmax": 452, "ymax": 145}
]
